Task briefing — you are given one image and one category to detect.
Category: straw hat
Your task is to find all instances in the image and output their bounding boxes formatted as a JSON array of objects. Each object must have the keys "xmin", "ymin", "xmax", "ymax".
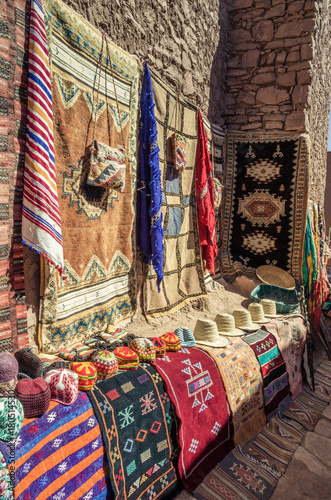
[
  {"xmin": 260, "ymin": 299, "xmax": 279, "ymax": 318},
  {"xmin": 232, "ymin": 309, "xmax": 260, "ymax": 332},
  {"xmin": 248, "ymin": 303, "xmax": 268, "ymax": 323},
  {"xmin": 194, "ymin": 319, "xmax": 229, "ymax": 348},
  {"xmin": 215, "ymin": 313, "xmax": 244, "ymax": 337}
]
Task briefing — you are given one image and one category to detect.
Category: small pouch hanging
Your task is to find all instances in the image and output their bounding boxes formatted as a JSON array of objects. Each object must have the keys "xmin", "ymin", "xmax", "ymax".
[
  {"xmin": 85, "ymin": 33, "xmax": 127, "ymax": 192},
  {"xmin": 171, "ymin": 89, "xmax": 187, "ymax": 172}
]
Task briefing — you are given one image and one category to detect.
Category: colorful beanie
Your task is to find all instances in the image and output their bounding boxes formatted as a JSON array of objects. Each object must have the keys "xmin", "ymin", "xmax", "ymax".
[
  {"xmin": 69, "ymin": 362, "xmax": 97, "ymax": 391},
  {"xmin": 44, "ymin": 369, "xmax": 79, "ymax": 405},
  {"xmin": 0, "ymin": 352, "xmax": 18, "ymax": 397},
  {"xmin": 160, "ymin": 332, "xmax": 182, "ymax": 352},
  {"xmin": 149, "ymin": 337, "xmax": 166, "ymax": 358},
  {"xmin": 129, "ymin": 338, "xmax": 156, "ymax": 363},
  {"xmin": 91, "ymin": 351, "xmax": 118, "ymax": 379},
  {"xmin": 174, "ymin": 327, "xmax": 196, "ymax": 347},
  {"xmin": 114, "ymin": 346, "xmax": 139, "ymax": 371},
  {"xmin": 0, "ymin": 398, "xmax": 24, "ymax": 442},
  {"xmin": 14, "ymin": 348, "xmax": 43, "ymax": 379},
  {"xmin": 14, "ymin": 378, "xmax": 51, "ymax": 418}
]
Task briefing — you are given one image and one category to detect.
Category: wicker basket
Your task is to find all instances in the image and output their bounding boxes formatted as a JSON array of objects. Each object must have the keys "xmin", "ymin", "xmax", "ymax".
[
  {"xmin": 251, "ymin": 284, "xmax": 300, "ymax": 314},
  {"xmin": 256, "ymin": 265, "xmax": 295, "ymax": 289}
]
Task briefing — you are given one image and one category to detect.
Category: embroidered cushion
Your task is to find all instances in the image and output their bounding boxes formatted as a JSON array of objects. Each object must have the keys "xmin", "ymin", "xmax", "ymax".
[
  {"xmin": 69, "ymin": 362, "xmax": 97, "ymax": 391},
  {"xmin": 149, "ymin": 337, "xmax": 166, "ymax": 358},
  {"xmin": 129, "ymin": 338, "xmax": 156, "ymax": 363},
  {"xmin": 44, "ymin": 369, "xmax": 79, "ymax": 405},
  {"xmin": 160, "ymin": 332, "xmax": 182, "ymax": 352},
  {"xmin": 171, "ymin": 132, "xmax": 187, "ymax": 172},
  {"xmin": 86, "ymin": 141, "xmax": 126, "ymax": 192},
  {"xmin": 91, "ymin": 350, "xmax": 118, "ymax": 379},
  {"xmin": 114, "ymin": 346, "xmax": 139, "ymax": 371}
]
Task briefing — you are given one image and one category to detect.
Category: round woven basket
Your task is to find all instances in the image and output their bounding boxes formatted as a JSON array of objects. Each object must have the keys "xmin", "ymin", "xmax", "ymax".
[{"xmin": 256, "ymin": 265, "xmax": 295, "ymax": 290}]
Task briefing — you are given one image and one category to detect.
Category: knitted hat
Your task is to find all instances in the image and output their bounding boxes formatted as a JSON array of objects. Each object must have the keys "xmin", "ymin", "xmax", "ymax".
[
  {"xmin": 174, "ymin": 327, "xmax": 196, "ymax": 347},
  {"xmin": 248, "ymin": 303, "xmax": 268, "ymax": 323},
  {"xmin": 260, "ymin": 299, "xmax": 279, "ymax": 318},
  {"xmin": 44, "ymin": 369, "xmax": 79, "ymax": 405},
  {"xmin": 14, "ymin": 348, "xmax": 43, "ymax": 379},
  {"xmin": 69, "ymin": 362, "xmax": 97, "ymax": 391},
  {"xmin": 15, "ymin": 378, "xmax": 51, "ymax": 418},
  {"xmin": 215, "ymin": 313, "xmax": 243, "ymax": 337},
  {"xmin": 232, "ymin": 309, "xmax": 260, "ymax": 332},
  {"xmin": 0, "ymin": 352, "xmax": 18, "ymax": 397},
  {"xmin": 114, "ymin": 346, "xmax": 139, "ymax": 371},
  {"xmin": 91, "ymin": 350, "xmax": 118, "ymax": 379},
  {"xmin": 160, "ymin": 332, "xmax": 182, "ymax": 352},
  {"xmin": 149, "ymin": 337, "xmax": 166, "ymax": 358},
  {"xmin": 0, "ymin": 398, "xmax": 24, "ymax": 442},
  {"xmin": 129, "ymin": 338, "xmax": 156, "ymax": 363},
  {"xmin": 42, "ymin": 361, "xmax": 70, "ymax": 378},
  {"xmin": 194, "ymin": 319, "xmax": 229, "ymax": 348}
]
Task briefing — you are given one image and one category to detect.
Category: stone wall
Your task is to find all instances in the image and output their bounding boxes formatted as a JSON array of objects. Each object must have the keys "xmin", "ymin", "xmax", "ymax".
[{"xmin": 64, "ymin": 0, "xmax": 230, "ymax": 124}]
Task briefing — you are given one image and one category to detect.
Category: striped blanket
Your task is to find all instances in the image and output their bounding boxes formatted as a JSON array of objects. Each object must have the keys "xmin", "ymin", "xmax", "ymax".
[
  {"xmin": 22, "ymin": 0, "xmax": 63, "ymax": 272},
  {"xmin": 14, "ymin": 393, "xmax": 111, "ymax": 500}
]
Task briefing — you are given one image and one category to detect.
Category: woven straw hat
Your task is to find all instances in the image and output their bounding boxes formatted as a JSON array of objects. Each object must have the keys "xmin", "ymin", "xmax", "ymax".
[
  {"xmin": 194, "ymin": 319, "xmax": 229, "ymax": 348},
  {"xmin": 215, "ymin": 313, "xmax": 244, "ymax": 337},
  {"xmin": 260, "ymin": 299, "xmax": 279, "ymax": 318},
  {"xmin": 232, "ymin": 309, "xmax": 260, "ymax": 332},
  {"xmin": 248, "ymin": 303, "xmax": 268, "ymax": 323}
]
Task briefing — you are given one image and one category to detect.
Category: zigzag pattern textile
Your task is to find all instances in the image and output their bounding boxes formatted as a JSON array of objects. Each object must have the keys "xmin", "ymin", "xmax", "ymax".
[
  {"xmin": 0, "ymin": 0, "xmax": 29, "ymax": 353},
  {"xmin": 243, "ymin": 328, "xmax": 292, "ymax": 421},
  {"xmin": 153, "ymin": 347, "xmax": 234, "ymax": 491},
  {"xmin": 88, "ymin": 364, "xmax": 181, "ymax": 500},
  {"xmin": 11, "ymin": 393, "xmax": 111, "ymax": 500},
  {"xmin": 22, "ymin": 0, "xmax": 63, "ymax": 271}
]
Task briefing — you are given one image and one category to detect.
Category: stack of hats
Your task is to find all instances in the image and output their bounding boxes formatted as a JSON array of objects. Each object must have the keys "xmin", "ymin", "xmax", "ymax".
[
  {"xmin": 15, "ymin": 378, "xmax": 51, "ymax": 418},
  {"xmin": 174, "ymin": 327, "xmax": 196, "ymax": 347},
  {"xmin": 215, "ymin": 313, "xmax": 243, "ymax": 337},
  {"xmin": 194, "ymin": 318, "xmax": 229, "ymax": 347},
  {"xmin": 69, "ymin": 362, "xmax": 97, "ymax": 391},
  {"xmin": 0, "ymin": 398, "xmax": 24, "ymax": 442},
  {"xmin": 149, "ymin": 337, "xmax": 166, "ymax": 358},
  {"xmin": 0, "ymin": 352, "xmax": 18, "ymax": 397},
  {"xmin": 129, "ymin": 338, "xmax": 156, "ymax": 363},
  {"xmin": 91, "ymin": 350, "xmax": 118, "ymax": 379},
  {"xmin": 14, "ymin": 348, "xmax": 43, "ymax": 379},
  {"xmin": 44, "ymin": 369, "xmax": 79, "ymax": 405},
  {"xmin": 248, "ymin": 303, "xmax": 268, "ymax": 323},
  {"xmin": 114, "ymin": 346, "xmax": 139, "ymax": 371},
  {"xmin": 160, "ymin": 332, "xmax": 182, "ymax": 352},
  {"xmin": 232, "ymin": 309, "xmax": 260, "ymax": 332}
]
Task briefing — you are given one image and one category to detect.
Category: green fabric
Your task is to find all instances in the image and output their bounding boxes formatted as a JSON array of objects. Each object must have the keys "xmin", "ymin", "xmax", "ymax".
[
  {"xmin": 0, "ymin": 398, "xmax": 24, "ymax": 442},
  {"xmin": 303, "ymin": 213, "xmax": 317, "ymax": 290}
]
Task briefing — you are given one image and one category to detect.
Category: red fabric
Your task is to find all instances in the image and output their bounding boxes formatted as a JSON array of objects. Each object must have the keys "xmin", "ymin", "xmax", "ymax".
[
  {"xmin": 153, "ymin": 347, "xmax": 234, "ymax": 491},
  {"xmin": 196, "ymin": 111, "xmax": 217, "ymax": 274}
]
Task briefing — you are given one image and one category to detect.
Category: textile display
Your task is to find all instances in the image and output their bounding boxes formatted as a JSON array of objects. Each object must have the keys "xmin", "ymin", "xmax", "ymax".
[
  {"xmin": 88, "ymin": 364, "xmax": 181, "ymax": 500},
  {"xmin": 284, "ymin": 385, "xmax": 330, "ymax": 431},
  {"xmin": 39, "ymin": 0, "xmax": 139, "ymax": 352},
  {"xmin": 220, "ymin": 133, "xmax": 309, "ymax": 281},
  {"xmin": 0, "ymin": 0, "xmax": 29, "ymax": 353},
  {"xmin": 196, "ymin": 110, "xmax": 217, "ymax": 275},
  {"xmin": 154, "ymin": 347, "xmax": 234, "ymax": 491},
  {"xmin": 137, "ymin": 62, "xmax": 164, "ymax": 290},
  {"xmin": 0, "ymin": 449, "xmax": 14, "ymax": 500},
  {"xmin": 320, "ymin": 313, "xmax": 331, "ymax": 359},
  {"xmin": 263, "ymin": 316, "xmax": 306, "ymax": 398},
  {"xmin": 22, "ymin": 0, "xmax": 63, "ymax": 272},
  {"xmin": 144, "ymin": 71, "xmax": 207, "ymax": 318},
  {"xmin": 243, "ymin": 329, "xmax": 292, "ymax": 421},
  {"xmin": 198, "ymin": 341, "xmax": 266, "ymax": 447},
  {"xmin": 13, "ymin": 392, "xmax": 111, "ymax": 500},
  {"xmin": 193, "ymin": 415, "xmax": 305, "ymax": 500}
]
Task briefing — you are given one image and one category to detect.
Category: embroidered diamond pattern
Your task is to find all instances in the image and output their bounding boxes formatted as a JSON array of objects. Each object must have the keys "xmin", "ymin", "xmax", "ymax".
[
  {"xmin": 87, "ymin": 417, "xmax": 96, "ymax": 427},
  {"xmin": 136, "ymin": 429, "xmax": 147, "ymax": 442},
  {"xmin": 147, "ymin": 485, "xmax": 156, "ymax": 499},
  {"xmin": 160, "ymin": 475, "xmax": 169, "ymax": 488},
  {"xmin": 141, "ymin": 448, "xmax": 151, "ymax": 463},
  {"xmin": 160, "ymin": 393, "xmax": 170, "ymax": 404},
  {"xmin": 189, "ymin": 438, "xmax": 199, "ymax": 453},
  {"xmin": 115, "ymin": 469, "xmax": 123, "ymax": 486},
  {"xmin": 99, "ymin": 401, "xmax": 112, "ymax": 414},
  {"xmin": 157, "ymin": 439, "xmax": 168, "ymax": 453},
  {"xmin": 124, "ymin": 439, "xmax": 134, "ymax": 452},
  {"xmin": 152, "ymin": 373, "xmax": 162, "ymax": 383},
  {"xmin": 107, "ymin": 424, "xmax": 116, "ymax": 440},
  {"xmin": 211, "ymin": 421, "xmax": 222, "ymax": 435},
  {"xmin": 110, "ymin": 447, "xmax": 120, "ymax": 462},
  {"xmin": 150, "ymin": 421, "xmax": 162, "ymax": 434},
  {"xmin": 126, "ymin": 459, "xmax": 136, "ymax": 476}
]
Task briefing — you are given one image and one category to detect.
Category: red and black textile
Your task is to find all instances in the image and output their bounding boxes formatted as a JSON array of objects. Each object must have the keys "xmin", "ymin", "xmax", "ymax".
[
  {"xmin": 153, "ymin": 347, "xmax": 234, "ymax": 491},
  {"xmin": 244, "ymin": 328, "xmax": 292, "ymax": 421},
  {"xmin": 196, "ymin": 111, "xmax": 217, "ymax": 275},
  {"xmin": 0, "ymin": 0, "xmax": 29, "ymax": 352}
]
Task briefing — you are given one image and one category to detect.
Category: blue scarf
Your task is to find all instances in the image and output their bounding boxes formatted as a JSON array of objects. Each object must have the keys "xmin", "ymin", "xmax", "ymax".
[{"xmin": 137, "ymin": 63, "xmax": 164, "ymax": 291}]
